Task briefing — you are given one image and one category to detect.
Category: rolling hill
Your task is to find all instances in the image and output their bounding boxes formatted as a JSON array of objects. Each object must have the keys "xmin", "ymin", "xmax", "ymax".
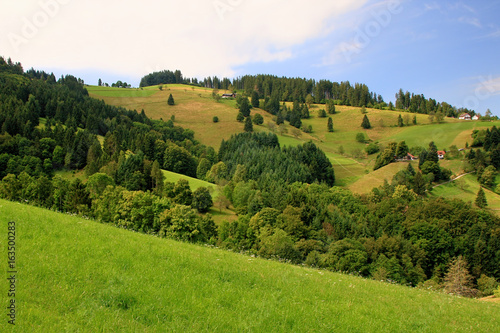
[
  {"xmin": 87, "ymin": 84, "xmax": 500, "ymax": 198},
  {"xmin": 1, "ymin": 199, "xmax": 499, "ymax": 332}
]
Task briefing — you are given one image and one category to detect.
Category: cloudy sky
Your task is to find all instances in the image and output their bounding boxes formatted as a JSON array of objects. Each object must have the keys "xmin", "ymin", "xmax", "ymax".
[{"xmin": 1, "ymin": 0, "xmax": 499, "ymax": 115}]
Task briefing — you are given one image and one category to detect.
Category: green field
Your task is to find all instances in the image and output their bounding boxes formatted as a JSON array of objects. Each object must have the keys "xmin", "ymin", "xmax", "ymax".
[
  {"xmin": 431, "ymin": 174, "xmax": 500, "ymax": 211},
  {"xmin": 1, "ymin": 199, "xmax": 499, "ymax": 332},
  {"xmin": 162, "ymin": 170, "xmax": 217, "ymax": 196},
  {"xmin": 86, "ymin": 85, "xmax": 159, "ymax": 98}
]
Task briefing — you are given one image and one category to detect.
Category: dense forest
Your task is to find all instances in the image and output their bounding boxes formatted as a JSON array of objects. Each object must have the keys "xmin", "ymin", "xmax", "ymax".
[{"xmin": 1, "ymin": 57, "xmax": 499, "ymax": 297}]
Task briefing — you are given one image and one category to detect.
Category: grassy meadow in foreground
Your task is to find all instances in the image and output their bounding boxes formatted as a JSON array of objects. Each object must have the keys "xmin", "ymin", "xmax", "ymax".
[{"xmin": 1, "ymin": 199, "xmax": 499, "ymax": 332}]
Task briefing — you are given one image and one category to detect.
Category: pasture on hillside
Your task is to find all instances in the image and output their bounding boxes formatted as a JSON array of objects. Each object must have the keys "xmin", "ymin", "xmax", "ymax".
[
  {"xmin": 1, "ymin": 199, "xmax": 499, "ymax": 332},
  {"xmin": 87, "ymin": 85, "xmax": 500, "ymax": 193}
]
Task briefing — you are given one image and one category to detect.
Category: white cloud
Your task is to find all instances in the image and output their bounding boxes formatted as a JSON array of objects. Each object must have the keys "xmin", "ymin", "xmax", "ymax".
[
  {"xmin": 0, "ymin": 0, "xmax": 368, "ymax": 80},
  {"xmin": 479, "ymin": 76, "xmax": 500, "ymax": 96},
  {"xmin": 458, "ymin": 16, "xmax": 481, "ymax": 28},
  {"xmin": 423, "ymin": 2, "xmax": 440, "ymax": 11}
]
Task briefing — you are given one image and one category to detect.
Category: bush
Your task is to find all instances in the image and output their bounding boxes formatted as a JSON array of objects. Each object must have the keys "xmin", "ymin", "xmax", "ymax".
[
  {"xmin": 213, "ymin": 116, "xmax": 219, "ymax": 123},
  {"xmin": 477, "ymin": 274, "xmax": 499, "ymax": 296},
  {"xmin": 302, "ymin": 125, "xmax": 313, "ymax": 133},
  {"xmin": 318, "ymin": 109, "xmax": 327, "ymax": 118},
  {"xmin": 356, "ymin": 133, "xmax": 366, "ymax": 143},
  {"xmin": 253, "ymin": 113, "xmax": 264, "ymax": 125},
  {"xmin": 365, "ymin": 142, "xmax": 380, "ymax": 155}
]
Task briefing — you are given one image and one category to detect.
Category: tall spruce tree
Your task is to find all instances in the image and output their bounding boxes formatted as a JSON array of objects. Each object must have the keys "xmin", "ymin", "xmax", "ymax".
[
  {"xmin": 326, "ymin": 99, "xmax": 336, "ymax": 114},
  {"xmin": 251, "ymin": 91, "xmax": 260, "ymax": 108},
  {"xmin": 167, "ymin": 94, "xmax": 175, "ymax": 105},
  {"xmin": 239, "ymin": 97, "xmax": 251, "ymax": 117},
  {"xmin": 444, "ymin": 256, "xmax": 477, "ymax": 297},
  {"xmin": 475, "ymin": 187, "xmax": 488, "ymax": 208},
  {"xmin": 361, "ymin": 115, "xmax": 371, "ymax": 129},
  {"xmin": 397, "ymin": 114, "xmax": 404, "ymax": 127},
  {"xmin": 244, "ymin": 117, "xmax": 253, "ymax": 132},
  {"xmin": 327, "ymin": 117, "xmax": 333, "ymax": 132}
]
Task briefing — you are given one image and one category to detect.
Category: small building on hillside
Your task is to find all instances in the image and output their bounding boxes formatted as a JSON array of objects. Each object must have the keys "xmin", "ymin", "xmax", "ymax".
[
  {"xmin": 472, "ymin": 114, "xmax": 480, "ymax": 120},
  {"xmin": 437, "ymin": 150, "xmax": 446, "ymax": 159},
  {"xmin": 222, "ymin": 93, "xmax": 237, "ymax": 99},
  {"xmin": 459, "ymin": 113, "xmax": 471, "ymax": 120},
  {"xmin": 407, "ymin": 153, "xmax": 418, "ymax": 161}
]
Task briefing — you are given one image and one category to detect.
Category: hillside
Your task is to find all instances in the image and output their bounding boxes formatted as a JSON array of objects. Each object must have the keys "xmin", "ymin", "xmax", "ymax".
[
  {"xmin": 1, "ymin": 199, "xmax": 499, "ymax": 332},
  {"xmin": 87, "ymin": 84, "xmax": 500, "ymax": 192}
]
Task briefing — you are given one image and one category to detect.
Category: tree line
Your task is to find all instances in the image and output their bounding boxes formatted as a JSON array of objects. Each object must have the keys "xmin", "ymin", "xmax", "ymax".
[
  {"xmin": 395, "ymin": 88, "xmax": 478, "ymax": 119},
  {"xmin": 139, "ymin": 67, "xmax": 492, "ymax": 119}
]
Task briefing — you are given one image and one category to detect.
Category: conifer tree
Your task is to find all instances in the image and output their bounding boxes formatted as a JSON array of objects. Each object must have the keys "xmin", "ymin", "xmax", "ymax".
[
  {"xmin": 327, "ymin": 117, "xmax": 333, "ymax": 132},
  {"xmin": 397, "ymin": 114, "xmax": 404, "ymax": 127},
  {"xmin": 361, "ymin": 115, "xmax": 371, "ymax": 129},
  {"xmin": 167, "ymin": 94, "xmax": 175, "ymax": 105},
  {"xmin": 475, "ymin": 187, "xmax": 488, "ymax": 208},
  {"xmin": 251, "ymin": 91, "xmax": 260, "ymax": 108},
  {"xmin": 151, "ymin": 160, "xmax": 164, "ymax": 195},
  {"xmin": 326, "ymin": 100, "xmax": 336, "ymax": 114},
  {"xmin": 412, "ymin": 171, "xmax": 426, "ymax": 195},
  {"xmin": 244, "ymin": 117, "xmax": 253, "ymax": 132},
  {"xmin": 443, "ymin": 255, "xmax": 477, "ymax": 297},
  {"xmin": 239, "ymin": 97, "xmax": 251, "ymax": 117}
]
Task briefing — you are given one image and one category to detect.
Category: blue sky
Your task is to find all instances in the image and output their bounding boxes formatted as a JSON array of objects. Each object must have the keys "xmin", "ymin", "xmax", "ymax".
[{"xmin": 1, "ymin": 0, "xmax": 499, "ymax": 115}]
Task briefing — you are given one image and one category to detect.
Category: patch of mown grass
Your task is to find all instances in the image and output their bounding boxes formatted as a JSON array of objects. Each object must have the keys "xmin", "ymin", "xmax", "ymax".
[{"xmin": 0, "ymin": 199, "xmax": 499, "ymax": 332}]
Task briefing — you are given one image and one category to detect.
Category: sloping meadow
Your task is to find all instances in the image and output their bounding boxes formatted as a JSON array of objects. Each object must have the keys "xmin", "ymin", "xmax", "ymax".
[{"xmin": 0, "ymin": 199, "xmax": 498, "ymax": 332}]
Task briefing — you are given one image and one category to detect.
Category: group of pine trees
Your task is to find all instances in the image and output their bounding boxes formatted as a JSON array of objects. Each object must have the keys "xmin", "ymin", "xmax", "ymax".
[{"xmin": 395, "ymin": 88, "xmax": 475, "ymax": 118}]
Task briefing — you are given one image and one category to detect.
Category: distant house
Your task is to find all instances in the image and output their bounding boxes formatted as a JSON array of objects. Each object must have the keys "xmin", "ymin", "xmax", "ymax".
[
  {"xmin": 222, "ymin": 93, "xmax": 236, "ymax": 99},
  {"xmin": 407, "ymin": 153, "xmax": 418, "ymax": 161},
  {"xmin": 437, "ymin": 150, "xmax": 446, "ymax": 159},
  {"xmin": 472, "ymin": 115, "xmax": 480, "ymax": 120},
  {"xmin": 459, "ymin": 113, "xmax": 471, "ymax": 120}
]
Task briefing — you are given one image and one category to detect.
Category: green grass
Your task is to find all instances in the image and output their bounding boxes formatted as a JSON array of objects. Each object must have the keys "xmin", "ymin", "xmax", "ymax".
[
  {"xmin": 1, "ymin": 199, "xmax": 499, "ymax": 332},
  {"xmin": 431, "ymin": 174, "xmax": 500, "ymax": 213},
  {"xmin": 162, "ymin": 170, "xmax": 218, "ymax": 197},
  {"xmin": 348, "ymin": 162, "xmax": 412, "ymax": 194},
  {"xmin": 86, "ymin": 85, "xmax": 159, "ymax": 97},
  {"xmin": 54, "ymin": 169, "xmax": 87, "ymax": 181},
  {"xmin": 385, "ymin": 121, "xmax": 500, "ymax": 150}
]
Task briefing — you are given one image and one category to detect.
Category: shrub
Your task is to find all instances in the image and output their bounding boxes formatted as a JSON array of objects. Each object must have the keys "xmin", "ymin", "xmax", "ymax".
[
  {"xmin": 365, "ymin": 142, "xmax": 380, "ymax": 155},
  {"xmin": 213, "ymin": 116, "xmax": 219, "ymax": 123},
  {"xmin": 253, "ymin": 113, "xmax": 264, "ymax": 125},
  {"xmin": 356, "ymin": 133, "xmax": 366, "ymax": 143}
]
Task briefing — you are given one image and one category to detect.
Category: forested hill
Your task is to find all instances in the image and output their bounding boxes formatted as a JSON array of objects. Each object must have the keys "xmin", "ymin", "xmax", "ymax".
[
  {"xmin": 139, "ymin": 70, "xmax": 476, "ymax": 118},
  {"xmin": 1, "ymin": 57, "xmax": 499, "ymax": 297}
]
